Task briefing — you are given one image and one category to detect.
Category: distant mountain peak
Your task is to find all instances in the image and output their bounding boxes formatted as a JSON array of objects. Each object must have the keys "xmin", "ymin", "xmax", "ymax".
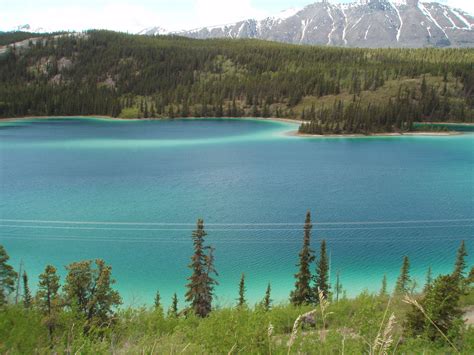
[
  {"xmin": 159, "ymin": 0, "xmax": 474, "ymax": 48},
  {"xmin": 137, "ymin": 26, "xmax": 169, "ymax": 36},
  {"xmin": 15, "ymin": 24, "xmax": 45, "ymax": 33}
]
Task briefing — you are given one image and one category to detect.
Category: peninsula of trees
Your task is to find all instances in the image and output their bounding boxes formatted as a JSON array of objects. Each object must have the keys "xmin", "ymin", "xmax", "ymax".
[{"xmin": 0, "ymin": 30, "xmax": 473, "ymax": 134}]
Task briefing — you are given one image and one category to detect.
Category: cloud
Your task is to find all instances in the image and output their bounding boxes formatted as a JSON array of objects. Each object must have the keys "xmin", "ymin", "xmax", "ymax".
[
  {"xmin": 1, "ymin": 0, "xmax": 268, "ymax": 33},
  {"xmin": 2, "ymin": 2, "xmax": 168, "ymax": 33},
  {"xmin": 191, "ymin": 0, "xmax": 266, "ymax": 29},
  {"xmin": 444, "ymin": 0, "xmax": 474, "ymax": 15}
]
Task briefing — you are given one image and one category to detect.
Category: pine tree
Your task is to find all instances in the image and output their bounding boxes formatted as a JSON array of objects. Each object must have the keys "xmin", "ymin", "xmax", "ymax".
[
  {"xmin": 237, "ymin": 273, "xmax": 246, "ymax": 307},
  {"xmin": 406, "ymin": 274, "xmax": 463, "ymax": 342},
  {"xmin": 452, "ymin": 240, "xmax": 467, "ymax": 281},
  {"xmin": 315, "ymin": 239, "xmax": 330, "ymax": 299},
  {"xmin": 0, "ymin": 245, "xmax": 17, "ymax": 306},
  {"xmin": 143, "ymin": 101, "xmax": 149, "ymax": 118},
  {"xmin": 154, "ymin": 290, "xmax": 161, "ymax": 309},
  {"xmin": 468, "ymin": 267, "xmax": 474, "ymax": 285},
  {"xmin": 64, "ymin": 259, "xmax": 122, "ymax": 326},
  {"xmin": 22, "ymin": 271, "xmax": 32, "ymax": 308},
  {"xmin": 423, "ymin": 266, "xmax": 433, "ymax": 293},
  {"xmin": 394, "ymin": 256, "xmax": 410, "ymax": 295},
  {"xmin": 262, "ymin": 283, "xmax": 272, "ymax": 311},
  {"xmin": 185, "ymin": 219, "xmax": 218, "ymax": 317},
  {"xmin": 37, "ymin": 265, "xmax": 61, "ymax": 341},
  {"xmin": 380, "ymin": 274, "xmax": 388, "ymax": 297},
  {"xmin": 334, "ymin": 271, "xmax": 342, "ymax": 302},
  {"xmin": 290, "ymin": 211, "xmax": 315, "ymax": 305},
  {"xmin": 168, "ymin": 293, "xmax": 178, "ymax": 317}
]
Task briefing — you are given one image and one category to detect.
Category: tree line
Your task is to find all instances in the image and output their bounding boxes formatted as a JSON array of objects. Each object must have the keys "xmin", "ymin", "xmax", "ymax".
[
  {"xmin": 0, "ymin": 30, "xmax": 472, "ymax": 133},
  {"xmin": 0, "ymin": 211, "xmax": 472, "ymax": 347}
]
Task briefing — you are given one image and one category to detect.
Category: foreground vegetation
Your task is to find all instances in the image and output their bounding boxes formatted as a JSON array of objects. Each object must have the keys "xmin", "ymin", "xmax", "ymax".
[
  {"xmin": 0, "ymin": 30, "xmax": 473, "ymax": 134},
  {"xmin": 0, "ymin": 212, "xmax": 472, "ymax": 353}
]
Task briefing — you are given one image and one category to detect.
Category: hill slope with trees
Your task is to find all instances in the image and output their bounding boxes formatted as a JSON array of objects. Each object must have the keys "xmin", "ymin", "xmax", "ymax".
[{"xmin": 0, "ymin": 30, "xmax": 473, "ymax": 134}]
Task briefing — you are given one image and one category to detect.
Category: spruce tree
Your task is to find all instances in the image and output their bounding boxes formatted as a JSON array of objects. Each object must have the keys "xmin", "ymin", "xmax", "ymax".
[
  {"xmin": 315, "ymin": 239, "xmax": 330, "ymax": 299},
  {"xmin": 379, "ymin": 274, "xmax": 388, "ymax": 297},
  {"xmin": 37, "ymin": 265, "xmax": 61, "ymax": 341},
  {"xmin": 406, "ymin": 274, "xmax": 463, "ymax": 342},
  {"xmin": 452, "ymin": 240, "xmax": 467, "ymax": 281},
  {"xmin": 290, "ymin": 211, "xmax": 315, "ymax": 305},
  {"xmin": 168, "ymin": 293, "xmax": 178, "ymax": 317},
  {"xmin": 394, "ymin": 256, "xmax": 410, "ymax": 295},
  {"xmin": 22, "ymin": 271, "xmax": 32, "ymax": 308},
  {"xmin": 154, "ymin": 290, "xmax": 161, "ymax": 309},
  {"xmin": 334, "ymin": 271, "xmax": 342, "ymax": 302},
  {"xmin": 185, "ymin": 219, "xmax": 217, "ymax": 317},
  {"xmin": 0, "ymin": 245, "xmax": 17, "ymax": 306},
  {"xmin": 262, "ymin": 283, "xmax": 272, "ymax": 311},
  {"xmin": 237, "ymin": 273, "xmax": 246, "ymax": 307},
  {"xmin": 468, "ymin": 267, "xmax": 474, "ymax": 285},
  {"xmin": 64, "ymin": 259, "xmax": 122, "ymax": 326},
  {"xmin": 423, "ymin": 266, "xmax": 433, "ymax": 293}
]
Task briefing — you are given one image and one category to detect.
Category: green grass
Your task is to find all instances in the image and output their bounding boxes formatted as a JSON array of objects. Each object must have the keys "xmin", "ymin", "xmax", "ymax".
[{"xmin": 1, "ymin": 290, "xmax": 473, "ymax": 354}]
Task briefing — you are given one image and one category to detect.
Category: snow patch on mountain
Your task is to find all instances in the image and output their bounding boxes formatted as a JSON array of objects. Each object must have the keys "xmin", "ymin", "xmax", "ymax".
[{"xmin": 171, "ymin": 0, "xmax": 473, "ymax": 48}]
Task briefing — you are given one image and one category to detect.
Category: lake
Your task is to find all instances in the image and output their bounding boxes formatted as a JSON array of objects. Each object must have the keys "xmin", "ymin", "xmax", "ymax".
[{"xmin": 0, "ymin": 117, "xmax": 473, "ymax": 307}]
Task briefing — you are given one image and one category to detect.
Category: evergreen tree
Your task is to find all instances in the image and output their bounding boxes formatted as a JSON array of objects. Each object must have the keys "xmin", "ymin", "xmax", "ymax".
[
  {"xmin": 154, "ymin": 290, "xmax": 161, "ymax": 309},
  {"xmin": 140, "ymin": 99, "xmax": 144, "ymax": 116},
  {"xmin": 22, "ymin": 271, "xmax": 32, "ymax": 308},
  {"xmin": 395, "ymin": 256, "xmax": 411, "ymax": 295},
  {"xmin": 334, "ymin": 271, "xmax": 342, "ymax": 302},
  {"xmin": 452, "ymin": 240, "xmax": 467, "ymax": 281},
  {"xmin": 380, "ymin": 274, "xmax": 388, "ymax": 297},
  {"xmin": 64, "ymin": 259, "xmax": 122, "ymax": 326},
  {"xmin": 168, "ymin": 293, "xmax": 178, "ymax": 317},
  {"xmin": 0, "ymin": 245, "xmax": 17, "ymax": 306},
  {"xmin": 423, "ymin": 266, "xmax": 433, "ymax": 293},
  {"xmin": 185, "ymin": 219, "xmax": 218, "ymax": 317},
  {"xmin": 406, "ymin": 274, "xmax": 463, "ymax": 342},
  {"xmin": 143, "ymin": 101, "xmax": 148, "ymax": 118},
  {"xmin": 262, "ymin": 283, "xmax": 272, "ymax": 311},
  {"xmin": 237, "ymin": 273, "xmax": 246, "ymax": 307},
  {"xmin": 315, "ymin": 239, "xmax": 330, "ymax": 299},
  {"xmin": 290, "ymin": 211, "xmax": 315, "ymax": 305},
  {"xmin": 468, "ymin": 266, "xmax": 474, "ymax": 285},
  {"xmin": 37, "ymin": 265, "xmax": 61, "ymax": 341}
]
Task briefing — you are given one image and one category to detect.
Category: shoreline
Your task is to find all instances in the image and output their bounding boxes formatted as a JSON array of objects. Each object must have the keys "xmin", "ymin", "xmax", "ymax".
[
  {"xmin": 290, "ymin": 131, "xmax": 463, "ymax": 138},
  {"xmin": 0, "ymin": 115, "xmax": 302, "ymax": 125},
  {"xmin": 1, "ymin": 115, "xmax": 470, "ymax": 138}
]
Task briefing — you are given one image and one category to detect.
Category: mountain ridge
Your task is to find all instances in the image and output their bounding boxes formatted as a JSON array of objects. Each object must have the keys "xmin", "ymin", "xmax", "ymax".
[{"xmin": 139, "ymin": 0, "xmax": 474, "ymax": 48}]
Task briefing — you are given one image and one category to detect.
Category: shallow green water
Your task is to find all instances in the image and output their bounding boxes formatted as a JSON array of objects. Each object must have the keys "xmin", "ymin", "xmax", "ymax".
[{"xmin": 0, "ymin": 117, "xmax": 473, "ymax": 306}]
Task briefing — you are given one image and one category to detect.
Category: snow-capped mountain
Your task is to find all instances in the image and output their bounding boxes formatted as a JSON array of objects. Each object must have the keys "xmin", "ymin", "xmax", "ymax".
[
  {"xmin": 171, "ymin": 0, "xmax": 474, "ymax": 48},
  {"xmin": 15, "ymin": 24, "xmax": 46, "ymax": 33},
  {"xmin": 137, "ymin": 26, "xmax": 169, "ymax": 36}
]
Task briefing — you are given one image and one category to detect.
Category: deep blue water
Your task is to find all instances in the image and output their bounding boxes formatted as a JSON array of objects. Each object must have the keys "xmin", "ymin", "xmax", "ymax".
[{"xmin": 0, "ymin": 117, "xmax": 473, "ymax": 307}]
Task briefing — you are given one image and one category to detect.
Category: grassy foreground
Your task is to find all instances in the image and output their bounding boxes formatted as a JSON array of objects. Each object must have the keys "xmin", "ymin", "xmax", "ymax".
[
  {"xmin": 1, "ymin": 292, "xmax": 473, "ymax": 354},
  {"xmin": 0, "ymin": 215, "xmax": 472, "ymax": 354}
]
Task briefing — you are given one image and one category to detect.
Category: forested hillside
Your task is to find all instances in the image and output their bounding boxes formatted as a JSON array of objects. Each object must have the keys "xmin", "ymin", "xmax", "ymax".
[{"xmin": 0, "ymin": 30, "xmax": 473, "ymax": 133}]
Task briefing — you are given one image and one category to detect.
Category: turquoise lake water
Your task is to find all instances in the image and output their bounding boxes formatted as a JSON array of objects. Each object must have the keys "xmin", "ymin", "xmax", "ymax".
[{"xmin": 0, "ymin": 117, "xmax": 473, "ymax": 307}]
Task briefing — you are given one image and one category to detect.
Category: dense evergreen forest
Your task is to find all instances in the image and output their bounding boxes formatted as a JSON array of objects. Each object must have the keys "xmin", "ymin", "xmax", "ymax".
[
  {"xmin": 0, "ymin": 30, "xmax": 473, "ymax": 134},
  {"xmin": 0, "ymin": 31, "xmax": 56, "ymax": 46},
  {"xmin": 0, "ymin": 212, "xmax": 473, "ymax": 353}
]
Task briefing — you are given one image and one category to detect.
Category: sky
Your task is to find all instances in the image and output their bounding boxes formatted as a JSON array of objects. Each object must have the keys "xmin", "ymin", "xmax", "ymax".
[{"xmin": 1, "ymin": 0, "xmax": 472, "ymax": 33}]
